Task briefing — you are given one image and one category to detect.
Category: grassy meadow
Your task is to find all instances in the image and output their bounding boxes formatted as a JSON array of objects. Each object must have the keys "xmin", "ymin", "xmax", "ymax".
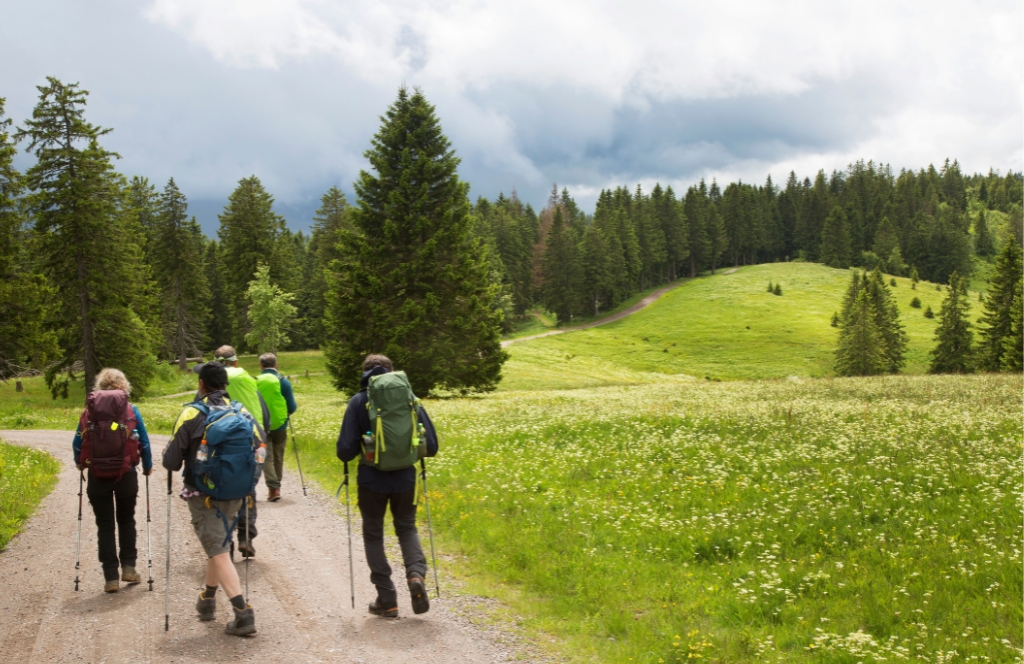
[
  {"xmin": 0, "ymin": 442, "xmax": 60, "ymax": 551},
  {"xmin": 0, "ymin": 262, "xmax": 1020, "ymax": 662}
]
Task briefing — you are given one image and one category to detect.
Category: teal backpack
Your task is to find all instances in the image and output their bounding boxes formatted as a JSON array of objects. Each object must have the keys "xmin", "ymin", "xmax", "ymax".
[{"xmin": 363, "ymin": 371, "xmax": 425, "ymax": 471}]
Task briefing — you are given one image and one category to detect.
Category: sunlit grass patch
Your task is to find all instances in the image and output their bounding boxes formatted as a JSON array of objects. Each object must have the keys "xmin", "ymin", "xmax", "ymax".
[{"xmin": 0, "ymin": 441, "xmax": 61, "ymax": 551}]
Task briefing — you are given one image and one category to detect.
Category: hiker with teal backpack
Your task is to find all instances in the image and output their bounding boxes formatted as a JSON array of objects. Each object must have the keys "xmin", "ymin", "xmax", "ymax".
[
  {"xmin": 255, "ymin": 352, "xmax": 298, "ymax": 502},
  {"xmin": 163, "ymin": 362, "xmax": 267, "ymax": 636},
  {"xmin": 195, "ymin": 345, "xmax": 271, "ymax": 558},
  {"xmin": 336, "ymin": 354, "xmax": 439, "ymax": 618}
]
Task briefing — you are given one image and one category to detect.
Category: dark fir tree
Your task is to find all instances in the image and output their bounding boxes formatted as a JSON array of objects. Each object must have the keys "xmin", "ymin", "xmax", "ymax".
[
  {"xmin": 0, "ymin": 97, "xmax": 58, "ymax": 379},
  {"xmin": 864, "ymin": 269, "xmax": 907, "ymax": 373},
  {"xmin": 217, "ymin": 175, "xmax": 285, "ymax": 345},
  {"xmin": 540, "ymin": 207, "xmax": 580, "ymax": 324},
  {"xmin": 152, "ymin": 178, "xmax": 208, "ymax": 369},
  {"xmin": 300, "ymin": 186, "xmax": 350, "ymax": 347},
  {"xmin": 928, "ymin": 272, "xmax": 974, "ymax": 374},
  {"xmin": 819, "ymin": 205, "xmax": 851, "ymax": 268},
  {"xmin": 579, "ymin": 222, "xmax": 612, "ymax": 317},
  {"xmin": 835, "ymin": 290, "xmax": 886, "ymax": 376},
  {"xmin": 324, "ymin": 88, "xmax": 507, "ymax": 395},
  {"xmin": 977, "ymin": 239, "xmax": 1022, "ymax": 371},
  {"xmin": 973, "ymin": 209, "xmax": 995, "ymax": 258},
  {"xmin": 203, "ymin": 240, "xmax": 231, "ymax": 348},
  {"xmin": 16, "ymin": 78, "xmax": 157, "ymax": 398},
  {"xmin": 1001, "ymin": 277, "xmax": 1022, "ymax": 372}
]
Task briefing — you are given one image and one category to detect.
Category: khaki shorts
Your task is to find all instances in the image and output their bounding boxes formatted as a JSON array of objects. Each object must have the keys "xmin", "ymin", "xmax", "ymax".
[{"xmin": 187, "ymin": 496, "xmax": 245, "ymax": 558}]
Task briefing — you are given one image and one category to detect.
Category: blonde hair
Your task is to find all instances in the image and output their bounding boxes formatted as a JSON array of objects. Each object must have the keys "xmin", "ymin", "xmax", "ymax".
[{"xmin": 95, "ymin": 368, "xmax": 131, "ymax": 395}]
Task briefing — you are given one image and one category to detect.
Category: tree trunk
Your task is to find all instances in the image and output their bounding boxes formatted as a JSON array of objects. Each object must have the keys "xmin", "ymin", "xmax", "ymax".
[
  {"xmin": 690, "ymin": 255, "xmax": 696, "ymax": 278},
  {"xmin": 593, "ymin": 293, "xmax": 599, "ymax": 318},
  {"xmin": 15, "ymin": 380, "xmax": 23, "ymax": 392},
  {"xmin": 176, "ymin": 279, "xmax": 188, "ymax": 371}
]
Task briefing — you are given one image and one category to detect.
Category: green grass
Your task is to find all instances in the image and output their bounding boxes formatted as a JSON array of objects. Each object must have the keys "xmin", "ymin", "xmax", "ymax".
[
  {"xmin": 0, "ymin": 441, "xmax": 61, "ymax": 551},
  {"xmin": 501, "ymin": 263, "xmax": 973, "ymax": 390},
  {"xmin": 274, "ymin": 371, "xmax": 1022, "ymax": 663}
]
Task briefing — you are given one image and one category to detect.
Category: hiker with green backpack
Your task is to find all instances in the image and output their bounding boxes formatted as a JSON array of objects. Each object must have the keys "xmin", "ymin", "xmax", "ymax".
[
  {"xmin": 255, "ymin": 352, "xmax": 298, "ymax": 502},
  {"xmin": 163, "ymin": 362, "xmax": 267, "ymax": 636},
  {"xmin": 336, "ymin": 354, "xmax": 439, "ymax": 618}
]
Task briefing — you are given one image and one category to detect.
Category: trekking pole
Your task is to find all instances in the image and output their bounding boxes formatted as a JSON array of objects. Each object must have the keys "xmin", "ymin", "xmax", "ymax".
[
  {"xmin": 74, "ymin": 469, "xmax": 84, "ymax": 591},
  {"xmin": 164, "ymin": 470, "xmax": 172, "ymax": 632},
  {"xmin": 146, "ymin": 473, "xmax": 154, "ymax": 591},
  {"xmin": 244, "ymin": 496, "xmax": 250, "ymax": 602},
  {"xmin": 335, "ymin": 462, "xmax": 355, "ymax": 609},
  {"xmin": 287, "ymin": 419, "xmax": 307, "ymax": 497},
  {"xmin": 419, "ymin": 459, "xmax": 440, "ymax": 599}
]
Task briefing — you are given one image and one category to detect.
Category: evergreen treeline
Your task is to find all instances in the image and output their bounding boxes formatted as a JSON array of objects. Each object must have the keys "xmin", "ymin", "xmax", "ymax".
[
  {"xmin": 474, "ymin": 161, "xmax": 1023, "ymax": 325},
  {"xmin": 0, "ymin": 77, "xmax": 1021, "ymax": 397}
]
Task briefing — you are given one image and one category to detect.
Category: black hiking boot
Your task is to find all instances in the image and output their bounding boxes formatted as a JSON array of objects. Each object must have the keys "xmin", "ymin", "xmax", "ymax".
[
  {"xmin": 237, "ymin": 539, "xmax": 255, "ymax": 558},
  {"xmin": 225, "ymin": 605, "xmax": 256, "ymax": 636},
  {"xmin": 368, "ymin": 598, "xmax": 398, "ymax": 618},
  {"xmin": 196, "ymin": 591, "xmax": 216, "ymax": 621},
  {"xmin": 408, "ymin": 576, "xmax": 430, "ymax": 615}
]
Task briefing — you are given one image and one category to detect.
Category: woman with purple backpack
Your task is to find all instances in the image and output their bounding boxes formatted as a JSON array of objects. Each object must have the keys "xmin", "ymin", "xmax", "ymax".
[{"xmin": 71, "ymin": 368, "xmax": 153, "ymax": 593}]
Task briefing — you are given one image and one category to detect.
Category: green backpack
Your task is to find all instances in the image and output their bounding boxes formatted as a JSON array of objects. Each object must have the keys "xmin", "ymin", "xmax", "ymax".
[{"xmin": 363, "ymin": 371, "xmax": 425, "ymax": 471}]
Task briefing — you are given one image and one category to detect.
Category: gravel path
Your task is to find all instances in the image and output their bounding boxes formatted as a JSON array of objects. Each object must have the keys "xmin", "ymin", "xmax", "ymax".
[{"xmin": 0, "ymin": 430, "xmax": 540, "ymax": 663}]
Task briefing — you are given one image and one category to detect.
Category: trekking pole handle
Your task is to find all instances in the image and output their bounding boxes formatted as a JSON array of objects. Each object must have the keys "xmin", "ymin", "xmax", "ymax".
[{"xmin": 167, "ymin": 469, "xmax": 172, "ymax": 494}]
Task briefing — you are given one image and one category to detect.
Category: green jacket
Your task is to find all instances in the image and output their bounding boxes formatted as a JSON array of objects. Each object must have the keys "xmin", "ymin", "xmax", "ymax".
[
  {"xmin": 225, "ymin": 366, "xmax": 262, "ymax": 424},
  {"xmin": 257, "ymin": 369, "xmax": 296, "ymax": 431}
]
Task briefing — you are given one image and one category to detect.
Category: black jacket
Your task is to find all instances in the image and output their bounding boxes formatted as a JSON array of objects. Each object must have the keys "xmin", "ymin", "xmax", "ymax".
[{"xmin": 335, "ymin": 367, "xmax": 439, "ymax": 493}]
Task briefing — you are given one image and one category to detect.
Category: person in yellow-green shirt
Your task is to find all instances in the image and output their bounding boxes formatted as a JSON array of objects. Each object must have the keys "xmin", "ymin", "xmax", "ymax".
[{"xmin": 255, "ymin": 353, "xmax": 298, "ymax": 502}]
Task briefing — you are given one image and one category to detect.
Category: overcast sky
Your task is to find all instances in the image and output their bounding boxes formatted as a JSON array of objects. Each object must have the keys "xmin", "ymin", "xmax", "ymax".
[{"xmin": 2, "ymin": 0, "xmax": 1021, "ymax": 233}]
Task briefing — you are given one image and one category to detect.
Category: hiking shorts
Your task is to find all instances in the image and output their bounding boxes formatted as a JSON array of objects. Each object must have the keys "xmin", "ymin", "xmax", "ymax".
[{"xmin": 187, "ymin": 496, "xmax": 245, "ymax": 558}]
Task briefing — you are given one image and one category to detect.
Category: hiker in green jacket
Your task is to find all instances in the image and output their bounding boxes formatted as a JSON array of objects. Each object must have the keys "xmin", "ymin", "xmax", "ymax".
[
  {"xmin": 255, "ymin": 353, "xmax": 298, "ymax": 502},
  {"xmin": 194, "ymin": 345, "xmax": 269, "ymax": 558}
]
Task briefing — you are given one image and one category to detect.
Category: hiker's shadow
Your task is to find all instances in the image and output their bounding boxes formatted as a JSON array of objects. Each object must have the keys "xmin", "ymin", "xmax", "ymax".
[
  {"xmin": 64, "ymin": 584, "xmax": 150, "ymax": 615},
  {"xmin": 349, "ymin": 616, "xmax": 437, "ymax": 650}
]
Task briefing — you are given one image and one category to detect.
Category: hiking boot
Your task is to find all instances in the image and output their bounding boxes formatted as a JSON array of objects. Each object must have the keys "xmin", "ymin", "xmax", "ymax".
[
  {"xmin": 368, "ymin": 598, "xmax": 398, "ymax": 618},
  {"xmin": 104, "ymin": 579, "xmax": 119, "ymax": 593},
  {"xmin": 121, "ymin": 566, "xmax": 141, "ymax": 584},
  {"xmin": 408, "ymin": 576, "xmax": 430, "ymax": 615},
  {"xmin": 267, "ymin": 488, "xmax": 281, "ymax": 502},
  {"xmin": 196, "ymin": 591, "xmax": 217, "ymax": 621},
  {"xmin": 237, "ymin": 540, "xmax": 255, "ymax": 558},
  {"xmin": 225, "ymin": 605, "xmax": 256, "ymax": 636}
]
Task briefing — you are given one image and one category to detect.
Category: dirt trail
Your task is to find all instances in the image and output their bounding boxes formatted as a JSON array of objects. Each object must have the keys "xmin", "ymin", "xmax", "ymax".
[
  {"xmin": 0, "ymin": 430, "xmax": 538, "ymax": 663},
  {"xmin": 502, "ymin": 270, "xmax": 738, "ymax": 348}
]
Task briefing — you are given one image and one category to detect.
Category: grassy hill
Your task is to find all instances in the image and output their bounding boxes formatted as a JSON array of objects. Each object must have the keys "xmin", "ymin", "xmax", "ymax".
[{"xmin": 500, "ymin": 262, "xmax": 973, "ymax": 391}]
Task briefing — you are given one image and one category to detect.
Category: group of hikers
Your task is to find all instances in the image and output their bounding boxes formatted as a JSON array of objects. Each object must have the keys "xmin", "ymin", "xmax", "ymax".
[{"xmin": 72, "ymin": 347, "xmax": 438, "ymax": 636}]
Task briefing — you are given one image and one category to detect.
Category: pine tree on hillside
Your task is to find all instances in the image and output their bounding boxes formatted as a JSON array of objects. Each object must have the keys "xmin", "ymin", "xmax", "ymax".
[
  {"xmin": 203, "ymin": 240, "xmax": 230, "ymax": 348},
  {"xmin": 579, "ymin": 222, "xmax": 612, "ymax": 317},
  {"xmin": 871, "ymin": 216, "xmax": 899, "ymax": 264},
  {"xmin": 0, "ymin": 97, "xmax": 58, "ymax": 379},
  {"xmin": 929, "ymin": 272, "xmax": 974, "ymax": 374},
  {"xmin": 977, "ymin": 239, "xmax": 1022, "ymax": 371},
  {"xmin": 152, "ymin": 178, "xmax": 208, "ymax": 369},
  {"xmin": 683, "ymin": 182, "xmax": 711, "ymax": 277},
  {"xmin": 973, "ymin": 209, "xmax": 995, "ymax": 258},
  {"xmin": 324, "ymin": 88, "xmax": 507, "ymax": 395},
  {"xmin": 839, "ymin": 270, "xmax": 863, "ymax": 323},
  {"xmin": 16, "ymin": 78, "xmax": 157, "ymax": 398},
  {"xmin": 864, "ymin": 269, "xmax": 907, "ymax": 373},
  {"xmin": 820, "ymin": 205, "xmax": 851, "ymax": 268},
  {"xmin": 1001, "ymin": 277, "xmax": 1023, "ymax": 371},
  {"xmin": 835, "ymin": 290, "xmax": 886, "ymax": 376},
  {"xmin": 706, "ymin": 200, "xmax": 727, "ymax": 274},
  {"xmin": 300, "ymin": 187, "xmax": 350, "ymax": 347},
  {"xmin": 541, "ymin": 207, "xmax": 580, "ymax": 324},
  {"xmin": 217, "ymin": 175, "xmax": 285, "ymax": 345}
]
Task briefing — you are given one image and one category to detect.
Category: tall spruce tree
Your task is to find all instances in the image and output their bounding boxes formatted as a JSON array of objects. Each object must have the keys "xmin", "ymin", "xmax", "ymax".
[
  {"xmin": 929, "ymin": 271, "xmax": 974, "ymax": 374},
  {"xmin": 977, "ymin": 239, "xmax": 1022, "ymax": 371},
  {"xmin": 300, "ymin": 186, "xmax": 350, "ymax": 347},
  {"xmin": 820, "ymin": 205, "xmax": 852, "ymax": 268},
  {"xmin": 1001, "ymin": 277, "xmax": 1023, "ymax": 371},
  {"xmin": 973, "ymin": 209, "xmax": 995, "ymax": 258},
  {"xmin": 835, "ymin": 289, "xmax": 886, "ymax": 376},
  {"xmin": 541, "ymin": 207, "xmax": 580, "ymax": 323},
  {"xmin": 579, "ymin": 222, "xmax": 612, "ymax": 317},
  {"xmin": 0, "ymin": 97, "xmax": 58, "ymax": 379},
  {"xmin": 203, "ymin": 240, "xmax": 231, "ymax": 348},
  {"xmin": 324, "ymin": 88, "xmax": 507, "ymax": 395},
  {"xmin": 152, "ymin": 178, "xmax": 208, "ymax": 369},
  {"xmin": 16, "ymin": 78, "xmax": 157, "ymax": 398},
  {"xmin": 217, "ymin": 175, "xmax": 285, "ymax": 345},
  {"xmin": 864, "ymin": 269, "xmax": 907, "ymax": 372}
]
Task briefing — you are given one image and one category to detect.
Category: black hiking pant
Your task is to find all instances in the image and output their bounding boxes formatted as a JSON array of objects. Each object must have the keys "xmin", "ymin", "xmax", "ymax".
[
  {"xmin": 86, "ymin": 470, "xmax": 138, "ymax": 582},
  {"xmin": 358, "ymin": 486, "xmax": 427, "ymax": 608}
]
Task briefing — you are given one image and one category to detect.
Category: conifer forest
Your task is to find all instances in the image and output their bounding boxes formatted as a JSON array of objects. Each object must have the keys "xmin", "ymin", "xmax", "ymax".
[{"xmin": 0, "ymin": 78, "xmax": 1021, "ymax": 397}]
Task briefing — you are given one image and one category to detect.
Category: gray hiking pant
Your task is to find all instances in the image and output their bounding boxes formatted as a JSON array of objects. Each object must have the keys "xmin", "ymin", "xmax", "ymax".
[
  {"xmin": 358, "ymin": 486, "xmax": 427, "ymax": 607},
  {"xmin": 237, "ymin": 465, "xmax": 261, "ymax": 544}
]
